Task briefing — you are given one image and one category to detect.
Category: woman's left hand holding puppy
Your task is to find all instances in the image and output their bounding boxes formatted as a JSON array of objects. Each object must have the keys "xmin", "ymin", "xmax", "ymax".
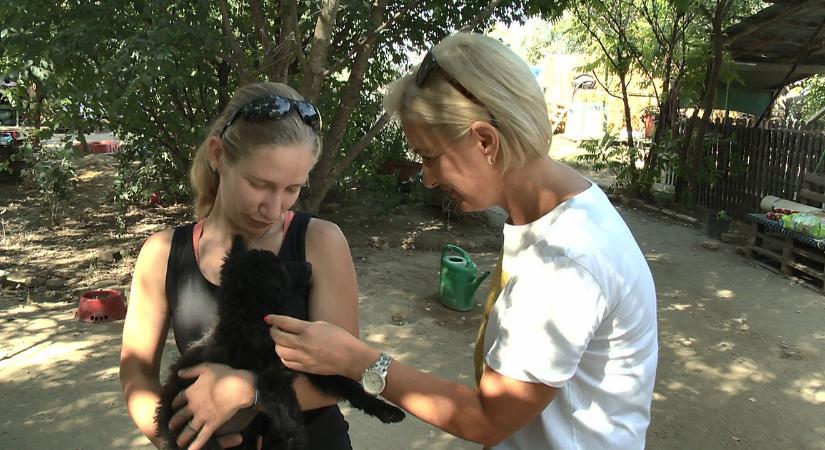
[{"xmin": 169, "ymin": 362, "xmax": 257, "ymax": 450}]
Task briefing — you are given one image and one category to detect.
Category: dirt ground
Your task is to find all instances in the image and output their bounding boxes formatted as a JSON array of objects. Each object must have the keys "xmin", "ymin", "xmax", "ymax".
[{"xmin": 1, "ymin": 153, "xmax": 823, "ymax": 449}]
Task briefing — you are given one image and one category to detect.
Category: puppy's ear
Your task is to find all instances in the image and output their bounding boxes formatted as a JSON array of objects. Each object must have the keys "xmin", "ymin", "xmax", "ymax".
[{"xmin": 229, "ymin": 234, "xmax": 247, "ymax": 258}]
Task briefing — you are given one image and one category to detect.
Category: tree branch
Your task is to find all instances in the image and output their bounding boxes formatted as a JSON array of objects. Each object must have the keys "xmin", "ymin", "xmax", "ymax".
[
  {"xmin": 291, "ymin": 0, "xmax": 306, "ymax": 72},
  {"xmin": 308, "ymin": 0, "xmax": 388, "ymax": 207},
  {"xmin": 595, "ymin": 0, "xmax": 659, "ymax": 103},
  {"xmin": 459, "ymin": 0, "xmax": 504, "ymax": 33},
  {"xmin": 216, "ymin": 0, "xmax": 253, "ymax": 84},
  {"xmin": 331, "ymin": 111, "xmax": 393, "ymax": 180},
  {"xmin": 301, "ymin": 0, "xmax": 340, "ymax": 102},
  {"xmin": 249, "ymin": 0, "xmax": 277, "ymax": 81},
  {"xmin": 325, "ymin": 0, "xmax": 426, "ymax": 77},
  {"xmin": 572, "ymin": 3, "xmax": 621, "ymax": 72},
  {"xmin": 591, "ymin": 70, "xmax": 624, "ymax": 100}
]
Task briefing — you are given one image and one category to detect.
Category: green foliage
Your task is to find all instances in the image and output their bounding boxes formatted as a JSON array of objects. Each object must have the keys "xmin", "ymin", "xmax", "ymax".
[
  {"xmin": 575, "ymin": 131, "xmax": 644, "ymax": 193},
  {"xmin": 19, "ymin": 137, "xmax": 77, "ymax": 226},
  {"xmin": 111, "ymin": 142, "xmax": 190, "ymax": 206},
  {"xmin": 575, "ymin": 127, "xmax": 678, "ymax": 197},
  {"xmin": 801, "ymin": 75, "xmax": 825, "ymax": 126},
  {"xmin": 0, "ymin": 0, "xmax": 573, "ymax": 212}
]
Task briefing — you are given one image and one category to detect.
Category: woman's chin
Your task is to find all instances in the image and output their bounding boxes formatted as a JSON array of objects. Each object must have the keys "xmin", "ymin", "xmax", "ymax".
[{"xmin": 455, "ymin": 200, "xmax": 485, "ymax": 213}]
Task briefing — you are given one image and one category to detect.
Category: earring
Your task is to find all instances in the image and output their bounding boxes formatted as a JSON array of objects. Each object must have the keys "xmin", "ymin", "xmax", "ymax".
[{"xmin": 488, "ymin": 156, "xmax": 495, "ymax": 165}]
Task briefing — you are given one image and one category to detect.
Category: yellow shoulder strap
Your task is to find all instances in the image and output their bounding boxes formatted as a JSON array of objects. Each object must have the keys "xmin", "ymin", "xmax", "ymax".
[{"xmin": 473, "ymin": 250, "xmax": 508, "ymax": 385}]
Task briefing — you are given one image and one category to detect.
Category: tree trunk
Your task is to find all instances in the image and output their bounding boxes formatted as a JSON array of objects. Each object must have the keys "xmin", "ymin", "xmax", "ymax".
[
  {"xmin": 331, "ymin": 112, "xmax": 393, "ymax": 180},
  {"xmin": 217, "ymin": 0, "xmax": 254, "ymax": 85},
  {"xmin": 619, "ymin": 71, "xmax": 634, "ymax": 149},
  {"xmin": 688, "ymin": 1, "xmax": 728, "ymax": 200},
  {"xmin": 301, "ymin": 0, "xmax": 340, "ymax": 102},
  {"xmin": 302, "ymin": 0, "xmax": 387, "ymax": 213},
  {"xmin": 249, "ymin": 0, "xmax": 280, "ymax": 82},
  {"xmin": 300, "ymin": 0, "xmax": 507, "ymax": 213},
  {"xmin": 675, "ymin": 87, "xmax": 703, "ymax": 203}
]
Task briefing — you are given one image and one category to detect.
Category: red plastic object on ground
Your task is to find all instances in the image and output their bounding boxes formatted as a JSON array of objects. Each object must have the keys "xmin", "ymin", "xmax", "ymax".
[
  {"xmin": 89, "ymin": 140, "xmax": 120, "ymax": 154},
  {"xmin": 75, "ymin": 289, "xmax": 127, "ymax": 323},
  {"xmin": 73, "ymin": 140, "xmax": 121, "ymax": 154}
]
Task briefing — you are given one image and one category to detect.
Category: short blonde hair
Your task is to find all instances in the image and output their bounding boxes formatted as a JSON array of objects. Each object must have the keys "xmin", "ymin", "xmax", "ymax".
[
  {"xmin": 190, "ymin": 82, "xmax": 321, "ymax": 218},
  {"xmin": 384, "ymin": 33, "xmax": 551, "ymax": 171}
]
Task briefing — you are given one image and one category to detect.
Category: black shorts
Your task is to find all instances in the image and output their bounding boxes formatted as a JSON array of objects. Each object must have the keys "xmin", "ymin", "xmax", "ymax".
[{"xmin": 303, "ymin": 405, "xmax": 353, "ymax": 450}]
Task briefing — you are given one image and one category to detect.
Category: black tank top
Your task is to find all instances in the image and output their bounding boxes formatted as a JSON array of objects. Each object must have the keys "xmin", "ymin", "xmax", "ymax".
[{"xmin": 165, "ymin": 212, "xmax": 352, "ymax": 449}]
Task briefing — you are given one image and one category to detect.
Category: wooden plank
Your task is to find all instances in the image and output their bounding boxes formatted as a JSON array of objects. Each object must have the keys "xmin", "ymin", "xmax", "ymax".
[
  {"xmin": 790, "ymin": 243, "xmax": 825, "ymax": 264},
  {"xmin": 761, "ymin": 127, "xmax": 771, "ymax": 201},
  {"xmin": 745, "ymin": 221, "xmax": 760, "ymax": 259},
  {"xmin": 756, "ymin": 126, "xmax": 767, "ymax": 206},
  {"xmin": 786, "ymin": 130, "xmax": 800, "ymax": 200},
  {"xmin": 781, "ymin": 129, "xmax": 792, "ymax": 198},
  {"xmin": 803, "ymin": 170, "xmax": 825, "ymax": 187},
  {"xmin": 749, "ymin": 244, "xmax": 783, "ymax": 262},
  {"xmin": 781, "ymin": 234, "xmax": 794, "ymax": 275},
  {"xmin": 794, "ymin": 131, "xmax": 809, "ymax": 202},
  {"xmin": 798, "ymin": 188, "xmax": 825, "ymax": 205},
  {"xmin": 778, "ymin": 129, "xmax": 789, "ymax": 199},
  {"xmin": 755, "ymin": 230, "xmax": 789, "ymax": 246},
  {"xmin": 768, "ymin": 128, "xmax": 777, "ymax": 196},
  {"xmin": 786, "ymin": 260, "xmax": 825, "ymax": 279},
  {"xmin": 765, "ymin": 127, "xmax": 774, "ymax": 197}
]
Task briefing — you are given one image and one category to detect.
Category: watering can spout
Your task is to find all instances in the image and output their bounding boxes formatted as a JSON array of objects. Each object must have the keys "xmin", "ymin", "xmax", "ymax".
[{"xmin": 471, "ymin": 270, "xmax": 490, "ymax": 292}]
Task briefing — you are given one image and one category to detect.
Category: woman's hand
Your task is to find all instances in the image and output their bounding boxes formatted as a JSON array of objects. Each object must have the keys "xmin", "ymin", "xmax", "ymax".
[
  {"xmin": 266, "ymin": 314, "xmax": 377, "ymax": 381},
  {"xmin": 169, "ymin": 363, "xmax": 256, "ymax": 450}
]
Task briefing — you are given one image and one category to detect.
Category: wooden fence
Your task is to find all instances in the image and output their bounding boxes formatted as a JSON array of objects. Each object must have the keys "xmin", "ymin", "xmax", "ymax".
[{"xmin": 666, "ymin": 120, "xmax": 825, "ymax": 219}]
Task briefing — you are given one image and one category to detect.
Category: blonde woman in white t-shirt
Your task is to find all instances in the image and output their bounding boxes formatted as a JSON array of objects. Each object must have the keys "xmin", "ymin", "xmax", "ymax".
[{"xmin": 266, "ymin": 32, "xmax": 659, "ymax": 450}]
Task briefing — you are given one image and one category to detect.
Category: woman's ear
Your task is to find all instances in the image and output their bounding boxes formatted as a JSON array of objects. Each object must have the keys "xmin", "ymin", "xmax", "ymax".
[
  {"xmin": 470, "ymin": 121, "xmax": 500, "ymax": 164},
  {"xmin": 206, "ymin": 136, "xmax": 224, "ymax": 172}
]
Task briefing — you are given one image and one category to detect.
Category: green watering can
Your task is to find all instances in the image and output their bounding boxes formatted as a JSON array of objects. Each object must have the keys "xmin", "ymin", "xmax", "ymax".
[{"xmin": 439, "ymin": 244, "xmax": 490, "ymax": 311}]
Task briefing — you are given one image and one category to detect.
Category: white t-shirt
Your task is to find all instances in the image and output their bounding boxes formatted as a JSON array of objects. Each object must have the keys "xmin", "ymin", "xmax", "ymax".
[{"xmin": 482, "ymin": 183, "xmax": 658, "ymax": 450}]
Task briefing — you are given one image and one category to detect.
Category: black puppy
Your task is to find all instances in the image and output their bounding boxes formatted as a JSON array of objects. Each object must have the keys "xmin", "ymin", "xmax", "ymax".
[{"xmin": 155, "ymin": 235, "xmax": 404, "ymax": 450}]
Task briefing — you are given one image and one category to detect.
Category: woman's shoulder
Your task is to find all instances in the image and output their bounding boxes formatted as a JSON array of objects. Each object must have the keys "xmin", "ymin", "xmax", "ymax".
[
  {"xmin": 144, "ymin": 227, "xmax": 174, "ymax": 246},
  {"xmin": 136, "ymin": 227, "xmax": 179, "ymax": 261},
  {"xmin": 305, "ymin": 216, "xmax": 347, "ymax": 246}
]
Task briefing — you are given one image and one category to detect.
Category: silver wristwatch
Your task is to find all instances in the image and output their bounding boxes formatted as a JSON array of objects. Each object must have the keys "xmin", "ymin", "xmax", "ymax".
[{"xmin": 360, "ymin": 352, "xmax": 393, "ymax": 396}]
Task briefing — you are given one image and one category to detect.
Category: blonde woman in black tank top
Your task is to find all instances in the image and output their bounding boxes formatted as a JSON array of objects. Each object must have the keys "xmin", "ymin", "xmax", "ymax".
[{"xmin": 119, "ymin": 82, "xmax": 359, "ymax": 449}]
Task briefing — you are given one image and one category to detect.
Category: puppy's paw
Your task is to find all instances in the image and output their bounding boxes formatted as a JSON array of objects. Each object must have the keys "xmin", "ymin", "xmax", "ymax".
[{"xmin": 377, "ymin": 405, "xmax": 406, "ymax": 423}]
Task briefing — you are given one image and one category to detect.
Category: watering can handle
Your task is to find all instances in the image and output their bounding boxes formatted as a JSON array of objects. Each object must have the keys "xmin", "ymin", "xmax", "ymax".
[{"xmin": 442, "ymin": 244, "xmax": 471, "ymax": 261}]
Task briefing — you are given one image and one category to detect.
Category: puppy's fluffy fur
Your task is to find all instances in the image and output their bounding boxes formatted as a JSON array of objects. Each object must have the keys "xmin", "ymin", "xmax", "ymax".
[{"xmin": 155, "ymin": 236, "xmax": 404, "ymax": 449}]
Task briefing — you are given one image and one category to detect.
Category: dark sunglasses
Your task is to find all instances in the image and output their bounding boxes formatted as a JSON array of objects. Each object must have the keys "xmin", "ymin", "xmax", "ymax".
[
  {"xmin": 219, "ymin": 95, "xmax": 322, "ymax": 138},
  {"xmin": 415, "ymin": 50, "xmax": 487, "ymax": 108},
  {"xmin": 415, "ymin": 50, "xmax": 496, "ymax": 125}
]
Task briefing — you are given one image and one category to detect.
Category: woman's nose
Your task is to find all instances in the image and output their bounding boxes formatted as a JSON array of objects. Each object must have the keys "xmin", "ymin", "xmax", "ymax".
[
  {"xmin": 420, "ymin": 165, "xmax": 438, "ymax": 189},
  {"xmin": 260, "ymin": 192, "xmax": 282, "ymax": 219}
]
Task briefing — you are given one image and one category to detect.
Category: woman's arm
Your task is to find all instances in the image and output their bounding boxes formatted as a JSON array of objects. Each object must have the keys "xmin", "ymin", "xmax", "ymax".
[
  {"xmin": 119, "ymin": 230, "xmax": 173, "ymax": 447},
  {"xmin": 269, "ymin": 316, "xmax": 557, "ymax": 447},
  {"xmin": 292, "ymin": 218, "xmax": 360, "ymax": 410}
]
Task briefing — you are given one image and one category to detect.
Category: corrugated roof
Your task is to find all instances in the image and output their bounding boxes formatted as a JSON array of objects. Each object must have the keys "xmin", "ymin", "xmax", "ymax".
[{"xmin": 725, "ymin": 0, "xmax": 825, "ymax": 90}]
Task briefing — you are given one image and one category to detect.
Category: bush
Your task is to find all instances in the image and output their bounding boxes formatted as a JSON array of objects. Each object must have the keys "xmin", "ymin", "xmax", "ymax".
[
  {"xmin": 19, "ymin": 141, "xmax": 77, "ymax": 226},
  {"xmin": 112, "ymin": 141, "xmax": 191, "ymax": 206}
]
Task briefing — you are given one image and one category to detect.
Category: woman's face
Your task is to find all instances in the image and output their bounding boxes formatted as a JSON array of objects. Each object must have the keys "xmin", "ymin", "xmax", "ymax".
[
  {"xmin": 216, "ymin": 142, "xmax": 315, "ymax": 233},
  {"xmin": 403, "ymin": 121, "xmax": 500, "ymax": 212}
]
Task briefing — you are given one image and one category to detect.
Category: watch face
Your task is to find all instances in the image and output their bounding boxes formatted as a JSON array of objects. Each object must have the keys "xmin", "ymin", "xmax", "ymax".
[{"xmin": 362, "ymin": 371, "xmax": 385, "ymax": 396}]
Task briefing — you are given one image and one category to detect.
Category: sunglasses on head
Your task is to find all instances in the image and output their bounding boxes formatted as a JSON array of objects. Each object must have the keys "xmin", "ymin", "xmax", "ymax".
[
  {"xmin": 415, "ymin": 50, "xmax": 496, "ymax": 124},
  {"xmin": 415, "ymin": 50, "xmax": 486, "ymax": 107},
  {"xmin": 219, "ymin": 94, "xmax": 322, "ymax": 138}
]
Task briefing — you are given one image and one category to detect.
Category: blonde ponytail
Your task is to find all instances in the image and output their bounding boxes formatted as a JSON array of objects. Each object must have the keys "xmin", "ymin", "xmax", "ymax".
[{"xmin": 190, "ymin": 141, "xmax": 220, "ymax": 219}]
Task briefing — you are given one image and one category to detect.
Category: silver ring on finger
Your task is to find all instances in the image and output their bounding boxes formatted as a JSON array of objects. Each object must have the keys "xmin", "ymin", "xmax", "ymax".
[{"xmin": 187, "ymin": 419, "xmax": 199, "ymax": 432}]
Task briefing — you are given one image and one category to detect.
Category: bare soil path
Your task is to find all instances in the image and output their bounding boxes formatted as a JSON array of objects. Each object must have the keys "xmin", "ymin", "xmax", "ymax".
[{"xmin": 0, "ymin": 154, "xmax": 823, "ymax": 449}]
